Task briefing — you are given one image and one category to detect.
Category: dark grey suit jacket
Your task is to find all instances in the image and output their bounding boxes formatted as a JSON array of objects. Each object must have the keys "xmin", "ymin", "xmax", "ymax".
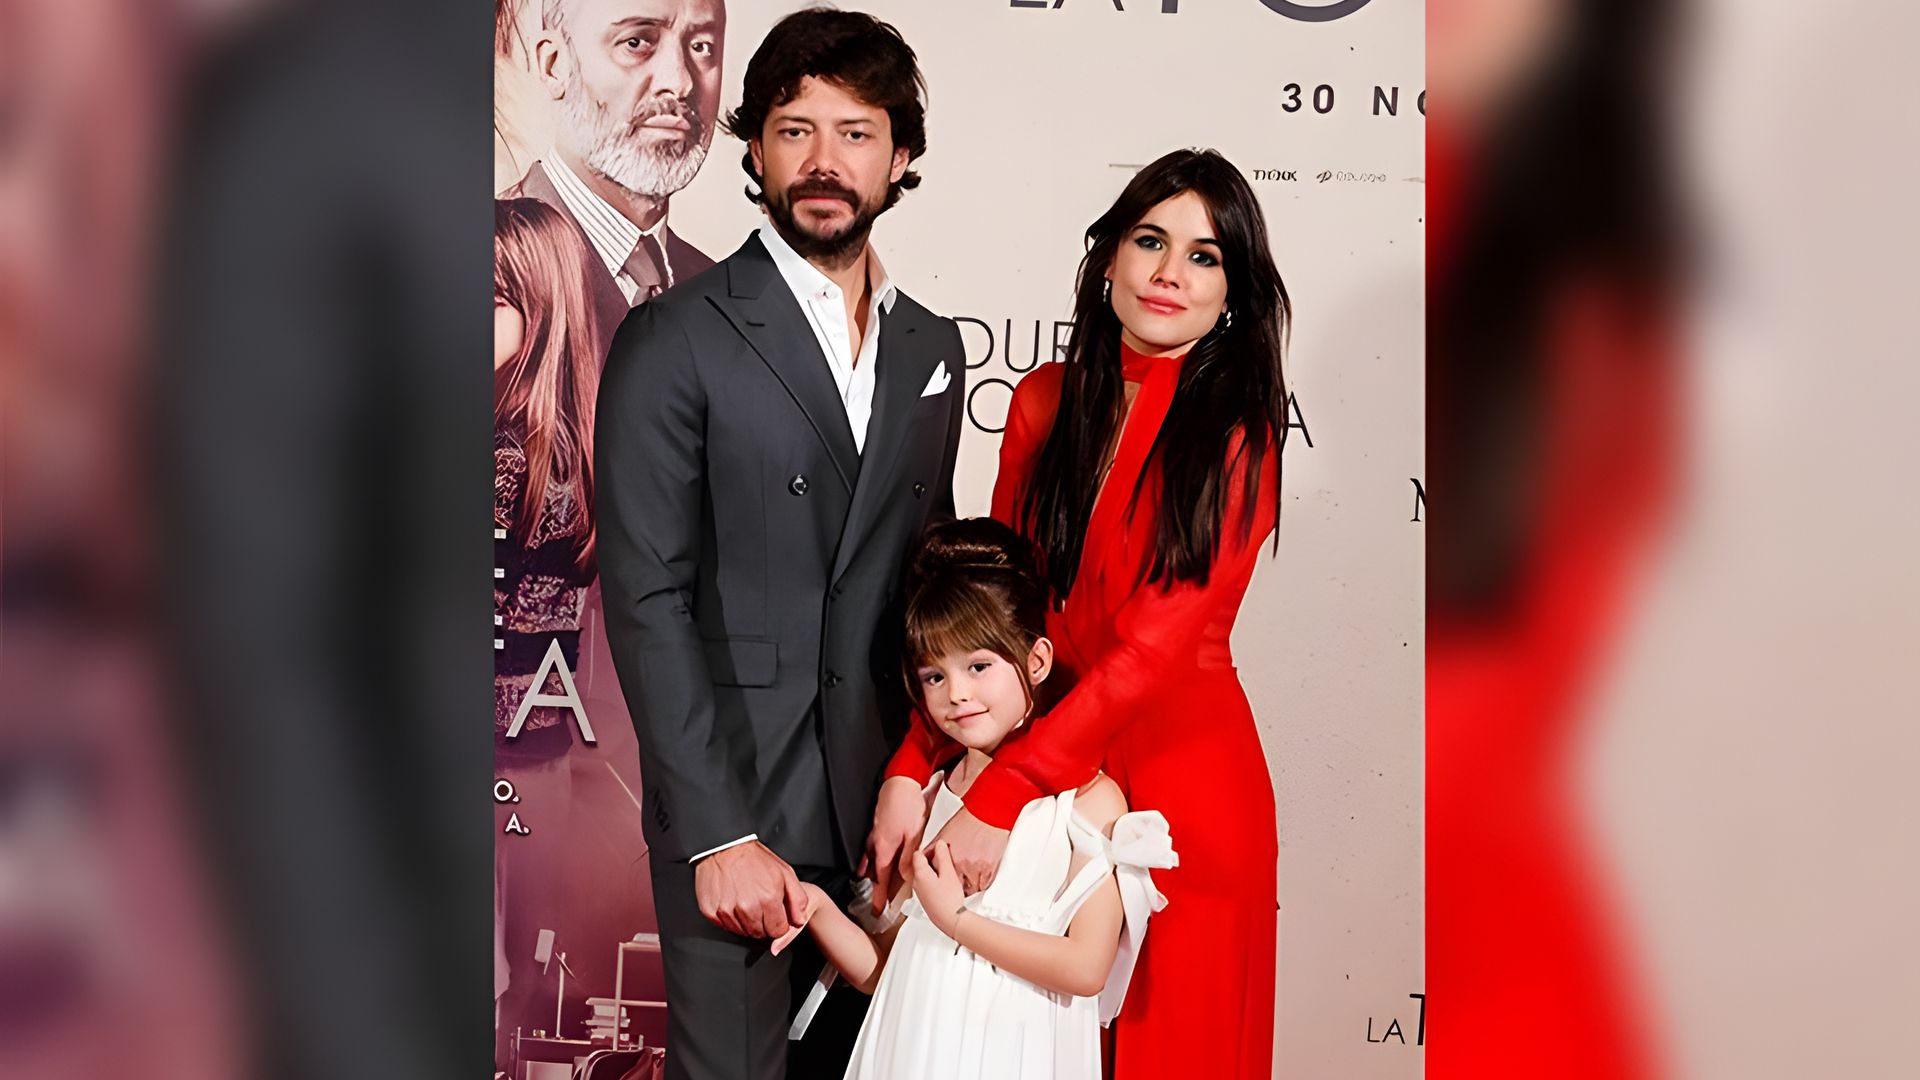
[{"xmin": 595, "ymin": 233, "xmax": 965, "ymax": 868}]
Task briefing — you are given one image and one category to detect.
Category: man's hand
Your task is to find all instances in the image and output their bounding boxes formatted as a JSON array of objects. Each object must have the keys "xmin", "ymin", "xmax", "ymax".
[
  {"xmin": 863, "ymin": 776, "xmax": 928, "ymax": 914},
  {"xmin": 694, "ymin": 841, "xmax": 807, "ymax": 939},
  {"xmin": 925, "ymin": 806, "xmax": 1011, "ymax": 895}
]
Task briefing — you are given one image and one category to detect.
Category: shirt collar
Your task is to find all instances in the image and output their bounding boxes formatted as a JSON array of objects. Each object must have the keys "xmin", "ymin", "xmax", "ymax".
[
  {"xmin": 547, "ymin": 157, "xmax": 668, "ymax": 273},
  {"xmin": 756, "ymin": 224, "xmax": 897, "ymax": 314}
]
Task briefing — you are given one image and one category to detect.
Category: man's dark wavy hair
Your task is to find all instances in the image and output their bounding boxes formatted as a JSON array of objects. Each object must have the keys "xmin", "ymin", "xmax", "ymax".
[{"xmin": 720, "ymin": 7, "xmax": 927, "ymax": 209}]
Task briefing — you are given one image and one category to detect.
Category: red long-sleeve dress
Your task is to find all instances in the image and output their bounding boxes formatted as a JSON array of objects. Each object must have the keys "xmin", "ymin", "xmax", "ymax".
[{"xmin": 884, "ymin": 342, "xmax": 1281, "ymax": 1079}]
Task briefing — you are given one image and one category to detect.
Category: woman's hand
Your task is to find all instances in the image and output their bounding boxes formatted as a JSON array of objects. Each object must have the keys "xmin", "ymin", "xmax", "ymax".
[
  {"xmin": 910, "ymin": 843, "xmax": 968, "ymax": 938},
  {"xmin": 863, "ymin": 776, "xmax": 929, "ymax": 914},
  {"xmin": 768, "ymin": 881, "xmax": 832, "ymax": 957},
  {"xmin": 927, "ymin": 806, "xmax": 1012, "ymax": 895}
]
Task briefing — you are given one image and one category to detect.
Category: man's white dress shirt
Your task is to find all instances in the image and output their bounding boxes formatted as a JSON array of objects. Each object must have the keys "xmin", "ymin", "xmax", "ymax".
[{"xmin": 546, "ymin": 157, "xmax": 677, "ymax": 303}]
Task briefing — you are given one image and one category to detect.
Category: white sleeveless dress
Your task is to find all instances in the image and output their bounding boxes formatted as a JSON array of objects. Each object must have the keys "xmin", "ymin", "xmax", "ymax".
[{"xmin": 841, "ymin": 774, "xmax": 1177, "ymax": 1080}]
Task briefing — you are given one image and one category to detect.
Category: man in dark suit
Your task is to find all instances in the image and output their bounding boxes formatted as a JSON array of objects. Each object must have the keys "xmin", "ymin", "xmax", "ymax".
[
  {"xmin": 594, "ymin": 11, "xmax": 962, "ymax": 1080},
  {"xmin": 507, "ymin": 0, "xmax": 726, "ymax": 346}
]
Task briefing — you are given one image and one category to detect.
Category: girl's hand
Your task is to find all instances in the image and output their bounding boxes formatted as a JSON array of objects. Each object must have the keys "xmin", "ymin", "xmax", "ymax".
[
  {"xmin": 769, "ymin": 881, "xmax": 830, "ymax": 957},
  {"xmin": 911, "ymin": 843, "xmax": 967, "ymax": 937}
]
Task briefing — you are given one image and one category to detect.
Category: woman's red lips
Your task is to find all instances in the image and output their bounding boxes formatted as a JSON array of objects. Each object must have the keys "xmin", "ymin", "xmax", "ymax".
[{"xmin": 1138, "ymin": 296, "xmax": 1186, "ymax": 315}]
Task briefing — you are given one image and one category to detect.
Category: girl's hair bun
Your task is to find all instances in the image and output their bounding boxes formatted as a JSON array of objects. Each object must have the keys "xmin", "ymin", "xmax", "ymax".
[{"xmin": 907, "ymin": 517, "xmax": 1039, "ymax": 585}]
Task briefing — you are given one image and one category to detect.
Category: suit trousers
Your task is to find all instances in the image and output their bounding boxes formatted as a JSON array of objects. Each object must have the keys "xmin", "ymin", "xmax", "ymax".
[{"xmin": 651, "ymin": 855, "xmax": 870, "ymax": 1080}]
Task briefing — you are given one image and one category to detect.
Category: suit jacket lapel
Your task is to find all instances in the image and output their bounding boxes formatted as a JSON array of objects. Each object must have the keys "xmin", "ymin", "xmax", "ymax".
[
  {"xmin": 589, "ymin": 259, "xmax": 630, "ymax": 348},
  {"xmin": 710, "ymin": 235, "xmax": 861, "ymax": 493},
  {"xmin": 831, "ymin": 301, "xmax": 939, "ymax": 583},
  {"xmin": 515, "ymin": 162, "xmax": 633, "ymax": 349}
]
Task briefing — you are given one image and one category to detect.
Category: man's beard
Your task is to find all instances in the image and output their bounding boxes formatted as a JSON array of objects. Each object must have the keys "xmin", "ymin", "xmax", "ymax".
[
  {"xmin": 558, "ymin": 66, "xmax": 710, "ymax": 198},
  {"xmin": 764, "ymin": 176, "xmax": 887, "ymax": 263}
]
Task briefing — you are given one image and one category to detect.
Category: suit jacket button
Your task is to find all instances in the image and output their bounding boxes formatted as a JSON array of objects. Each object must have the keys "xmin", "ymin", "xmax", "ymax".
[
  {"xmin": 789, "ymin": 474, "xmax": 809, "ymax": 496},
  {"xmin": 912, "ymin": 482, "xmax": 926, "ymax": 498},
  {"xmin": 824, "ymin": 672, "xmax": 842, "ymax": 688}
]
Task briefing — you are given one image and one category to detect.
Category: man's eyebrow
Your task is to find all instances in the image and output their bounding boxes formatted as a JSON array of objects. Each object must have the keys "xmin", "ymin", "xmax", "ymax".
[
  {"xmin": 605, "ymin": 15, "xmax": 723, "ymax": 37},
  {"xmin": 607, "ymin": 16, "xmax": 669, "ymax": 35}
]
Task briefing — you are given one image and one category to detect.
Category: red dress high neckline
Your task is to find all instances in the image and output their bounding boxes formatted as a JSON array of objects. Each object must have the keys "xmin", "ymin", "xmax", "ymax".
[{"xmin": 1119, "ymin": 339, "xmax": 1184, "ymax": 382}]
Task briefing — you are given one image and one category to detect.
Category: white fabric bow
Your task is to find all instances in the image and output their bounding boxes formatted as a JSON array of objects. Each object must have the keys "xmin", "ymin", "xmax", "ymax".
[
  {"xmin": 1108, "ymin": 811, "xmax": 1178, "ymax": 873},
  {"xmin": 1100, "ymin": 811, "xmax": 1177, "ymax": 1025}
]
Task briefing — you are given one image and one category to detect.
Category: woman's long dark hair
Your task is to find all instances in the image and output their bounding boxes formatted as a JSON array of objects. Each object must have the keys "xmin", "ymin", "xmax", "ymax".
[{"xmin": 1017, "ymin": 149, "xmax": 1291, "ymax": 602}]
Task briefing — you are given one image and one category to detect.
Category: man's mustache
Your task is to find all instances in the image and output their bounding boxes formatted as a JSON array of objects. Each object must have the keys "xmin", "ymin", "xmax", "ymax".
[
  {"xmin": 784, "ymin": 177, "xmax": 859, "ymax": 209},
  {"xmin": 624, "ymin": 95, "xmax": 704, "ymax": 137}
]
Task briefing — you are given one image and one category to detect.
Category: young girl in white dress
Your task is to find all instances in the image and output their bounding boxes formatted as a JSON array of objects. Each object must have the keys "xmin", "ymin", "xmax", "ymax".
[{"xmin": 772, "ymin": 518, "xmax": 1177, "ymax": 1080}]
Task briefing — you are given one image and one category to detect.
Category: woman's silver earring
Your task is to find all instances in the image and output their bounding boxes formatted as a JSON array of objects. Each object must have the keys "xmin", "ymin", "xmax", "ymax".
[
  {"xmin": 1217, "ymin": 307, "xmax": 1234, "ymax": 333},
  {"xmin": 1102, "ymin": 279, "xmax": 1112, "ymax": 304}
]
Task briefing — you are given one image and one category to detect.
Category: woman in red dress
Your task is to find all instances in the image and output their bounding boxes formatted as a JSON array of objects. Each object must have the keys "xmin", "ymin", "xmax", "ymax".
[{"xmin": 866, "ymin": 149, "xmax": 1291, "ymax": 1079}]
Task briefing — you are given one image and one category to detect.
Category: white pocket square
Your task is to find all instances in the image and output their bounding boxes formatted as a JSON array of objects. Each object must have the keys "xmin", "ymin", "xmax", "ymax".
[{"xmin": 919, "ymin": 362, "xmax": 951, "ymax": 398}]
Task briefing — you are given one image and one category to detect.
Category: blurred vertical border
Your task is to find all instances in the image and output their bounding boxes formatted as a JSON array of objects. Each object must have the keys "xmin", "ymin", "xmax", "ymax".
[
  {"xmin": 3, "ymin": 0, "xmax": 494, "ymax": 1077},
  {"xmin": 1428, "ymin": 0, "xmax": 1683, "ymax": 1074},
  {"xmin": 1430, "ymin": 1, "xmax": 1920, "ymax": 1078}
]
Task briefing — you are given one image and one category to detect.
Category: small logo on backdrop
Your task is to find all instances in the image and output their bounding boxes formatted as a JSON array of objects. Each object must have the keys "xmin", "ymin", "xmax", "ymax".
[
  {"xmin": 1257, "ymin": 0, "xmax": 1376, "ymax": 20},
  {"xmin": 1365, "ymin": 992, "xmax": 1426, "ymax": 1046},
  {"xmin": 1318, "ymin": 170, "xmax": 1389, "ymax": 184}
]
